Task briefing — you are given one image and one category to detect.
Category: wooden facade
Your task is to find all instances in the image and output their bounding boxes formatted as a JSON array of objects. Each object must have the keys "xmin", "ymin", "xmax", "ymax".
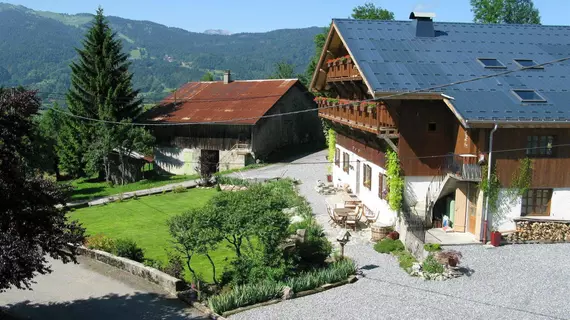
[
  {"xmin": 398, "ymin": 101, "xmax": 458, "ymax": 176},
  {"xmin": 493, "ymin": 128, "xmax": 570, "ymax": 188},
  {"xmin": 336, "ymin": 132, "xmax": 386, "ymax": 167}
]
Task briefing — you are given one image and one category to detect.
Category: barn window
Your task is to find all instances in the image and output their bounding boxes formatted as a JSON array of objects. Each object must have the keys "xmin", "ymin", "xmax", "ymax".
[
  {"xmin": 378, "ymin": 173, "xmax": 387, "ymax": 199},
  {"xmin": 335, "ymin": 148, "xmax": 340, "ymax": 166},
  {"xmin": 521, "ymin": 189, "xmax": 552, "ymax": 216},
  {"xmin": 526, "ymin": 135, "xmax": 554, "ymax": 157},
  {"xmin": 343, "ymin": 152, "xmax": 350, "ymax": 173},
  {"xmin": 363, "ymin": 164, "xmax": 372, "ymax": 189}
]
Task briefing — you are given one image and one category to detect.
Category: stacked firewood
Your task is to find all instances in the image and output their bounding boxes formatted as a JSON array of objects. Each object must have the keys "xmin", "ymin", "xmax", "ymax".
[{"xmin": 507, "ymin": 221, "xmax": 570, "ymax": 242}]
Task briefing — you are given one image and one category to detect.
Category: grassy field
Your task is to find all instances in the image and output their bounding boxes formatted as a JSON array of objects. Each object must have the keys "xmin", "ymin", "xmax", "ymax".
[
  {"xmin": 68, "ymin": 188, "xmax": 234, "ymax": 282},
  {"xmin": 67, "ymin": 174, "xmax": 199, "ymax": 201}
]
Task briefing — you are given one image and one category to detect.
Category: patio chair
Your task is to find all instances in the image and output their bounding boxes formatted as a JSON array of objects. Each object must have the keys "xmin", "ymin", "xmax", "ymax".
[
  {"xmin": 326, "ymin": 203, "xmax": 343, "ymax": 227},
  {"xmin": 363, "ymin": 206, "xmax": 379, "ymax": 226},
  {"xmin": 345, "ymin": 205, "xmax": 363, "ymax": 231}
]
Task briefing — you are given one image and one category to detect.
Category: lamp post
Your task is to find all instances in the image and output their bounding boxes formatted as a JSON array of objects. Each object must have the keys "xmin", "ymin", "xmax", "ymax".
[{"xmin": 336, "ymin": 230, "xmax": 352, "ymax": 258}]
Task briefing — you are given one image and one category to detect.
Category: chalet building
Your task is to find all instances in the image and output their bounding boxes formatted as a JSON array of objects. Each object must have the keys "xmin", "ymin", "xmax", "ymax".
[
  {"xmin": 310, "ymin": 12, "xmax": 570, "ymax": 240},
  {"xmin": 145, "ymin": 72, "xmax": 323, "ymax": 175}
]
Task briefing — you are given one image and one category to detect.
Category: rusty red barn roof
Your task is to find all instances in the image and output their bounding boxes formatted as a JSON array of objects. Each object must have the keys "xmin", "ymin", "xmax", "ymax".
[{"xmin": 145, "ymin": 79, "xmax": 299, "ymax": 125}]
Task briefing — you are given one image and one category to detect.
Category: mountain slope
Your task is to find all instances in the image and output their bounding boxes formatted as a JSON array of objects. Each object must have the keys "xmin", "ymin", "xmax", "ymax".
[{"xmin": 0, "ymin": 3, "xmax": 320, "ymax": 102}]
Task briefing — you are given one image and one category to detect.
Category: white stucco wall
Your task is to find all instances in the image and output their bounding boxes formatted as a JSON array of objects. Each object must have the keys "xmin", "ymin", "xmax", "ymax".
[
  {"xmin": 491, "ymin": 188, "xmax": 570, "ymax": 232},
  {"xmin": 403, "ymin": 176, "xmax": 435, "ymax": 210},
  {"xmin": 155, "ymin": 147, "xmax": 199, "ymax": 176},
  {"xmin": 333, "ymin": 145, "xmax": 396, "ymax": 226},
  {"xmin": 550, "ymin": 188, "xmax": 570, "ymax": 220}
]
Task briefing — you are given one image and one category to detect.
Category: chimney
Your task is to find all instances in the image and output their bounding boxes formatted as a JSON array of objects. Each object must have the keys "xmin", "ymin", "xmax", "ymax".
[
  {"xmin": 409, "ymin": 12, "xmax": 435, "ymax": 37},
  {"xmin": 223, "ymin": 70, "xmax": 231, "ymax": 84}
]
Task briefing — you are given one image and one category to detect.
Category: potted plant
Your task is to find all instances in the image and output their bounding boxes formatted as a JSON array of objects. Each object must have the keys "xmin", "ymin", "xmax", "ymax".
[{"xmin": 490, "ymin": 230, "xmax": 502, "ymax": 247}]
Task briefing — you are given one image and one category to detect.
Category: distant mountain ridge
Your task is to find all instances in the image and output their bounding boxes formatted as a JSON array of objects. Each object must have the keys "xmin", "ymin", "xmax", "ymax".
[{"xmin": 0, "ymin": 3, "xmax": 320, "ymax": 102}]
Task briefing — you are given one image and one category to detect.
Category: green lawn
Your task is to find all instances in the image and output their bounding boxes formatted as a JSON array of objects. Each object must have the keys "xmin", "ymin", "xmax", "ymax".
[
  {"xmin": 68, "ymin": 188, "xmax": 234, "ymax": 282},
  {"xmin": 67, "ymin": 174, "xmax": 199, "ymax": 201}
]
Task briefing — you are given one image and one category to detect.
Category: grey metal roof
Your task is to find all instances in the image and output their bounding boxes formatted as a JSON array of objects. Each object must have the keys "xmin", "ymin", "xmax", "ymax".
[{"xmin": 333, "ymin": 19, "xmax": 570, "ymax": 123}]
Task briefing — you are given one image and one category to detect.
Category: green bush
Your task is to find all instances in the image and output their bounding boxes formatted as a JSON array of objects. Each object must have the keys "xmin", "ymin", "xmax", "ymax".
[
  {"xmin": 294, "ymin": 224, "xmax": 333, "ymax": 269},
  {"xmin": 208, "ymin": 280, "xmax": 284, "ymax": 314},
  {"xmin": 115, "ymin": 238, "xmax": 145, "ymax": 262},
  {"xmin": 394, "ymin": 250, "xmax": 417, "ymax": 271},
  {"xmin": 162, "ymin": 252, "xmax": 185, "ymax": 279},
  {"xmin": 422, "ymin": 254, "xmax": 444, "ymax": 274},
  {"xmin": 373, "ymin": 238, "xmax": 404, "ymax": 254},
  {"xmin": 216, "ymin": 176, "xmax": 251, "ymax": 187},
  {"xmin": 85, "ymin": 234, "xmax": 116, "ymax": 253},
  {"xmin": 172, "ymin": 185, "xmax": 186, "ymax": 193},
  {"xmin": 143, "ymin": 258, "xmax": 163, "ymax": 270},
  {"xmin": 424, "ymin": 243, "xmax": 441, "ymax": 252}
]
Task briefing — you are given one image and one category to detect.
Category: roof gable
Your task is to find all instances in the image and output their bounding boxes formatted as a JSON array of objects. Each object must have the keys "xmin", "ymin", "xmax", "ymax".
[
  {"xmin": 332, "ymin": 19, "xmax": 570, "ymax": 124},
  {"xmin": 144, "ymin": 79, "xmax": 298, "ymax": 125}
]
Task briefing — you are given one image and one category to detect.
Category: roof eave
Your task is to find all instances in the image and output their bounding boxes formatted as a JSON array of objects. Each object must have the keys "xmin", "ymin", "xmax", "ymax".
[{"xmin": 466, "ymin": 120, "xmax": 570, "ymax": 128}]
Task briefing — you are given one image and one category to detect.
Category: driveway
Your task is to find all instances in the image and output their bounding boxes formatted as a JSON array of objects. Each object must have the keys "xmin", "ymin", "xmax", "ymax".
[
  {"xmin": 0, "ymin": 256, "xmax": 206, "ymax": 320},
  {"xmin": 230, "ymin": 150, "xmax": 570, "ymax": 320}
]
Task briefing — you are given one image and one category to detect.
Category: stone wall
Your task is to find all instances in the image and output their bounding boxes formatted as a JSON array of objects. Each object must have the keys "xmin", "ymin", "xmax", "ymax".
[
  {"xmin": 77, "ymin": 246, "xmax": 185, "ymax": 295},
  {"xmin": 395, "ymin": 214, "xmax": 426, "ymax": 260},
  {"xmin": 507, "ymin": 219, "xmax": 570, "ymax": 243}
]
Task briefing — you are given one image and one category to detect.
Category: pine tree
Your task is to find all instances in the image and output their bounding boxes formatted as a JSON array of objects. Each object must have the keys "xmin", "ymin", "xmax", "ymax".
[{"xmin": 60, "ymin": 7, "xmax": 152, "ymax": 182}]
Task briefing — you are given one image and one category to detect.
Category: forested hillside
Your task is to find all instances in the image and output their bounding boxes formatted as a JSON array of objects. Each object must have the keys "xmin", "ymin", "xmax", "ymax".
[{"xmin": 0, "ymin": 3, "xmax": 320, "ymax": 102}]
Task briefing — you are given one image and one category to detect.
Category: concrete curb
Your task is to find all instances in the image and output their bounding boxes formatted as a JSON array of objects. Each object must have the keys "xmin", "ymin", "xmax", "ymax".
[
  {"xmin": 63, "ymin": 179, "xmax": 199, "ymax": 208},
  {"xmin": 76, "ymin": 246, "xmax": 185, "ymax": 295}
]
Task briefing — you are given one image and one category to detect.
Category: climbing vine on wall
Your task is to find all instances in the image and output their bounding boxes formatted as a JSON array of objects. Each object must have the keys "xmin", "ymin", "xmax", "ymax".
[
  {"xmin": 481, "ymin": 158, "xmax": 533, "ymax": 226},
  {"xmin": 386, "ymin": 150, "xmax": 404, "ymax": 212},
  {"xmin": 327, "ymin": 129, "xmax": 335, "ymax": 174}
]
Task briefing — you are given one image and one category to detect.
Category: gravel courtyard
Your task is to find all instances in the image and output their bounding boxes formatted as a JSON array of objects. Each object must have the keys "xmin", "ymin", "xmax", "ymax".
[{"xmin": 231, "ymin": 150, "xmax": 570, "ymax": 320}]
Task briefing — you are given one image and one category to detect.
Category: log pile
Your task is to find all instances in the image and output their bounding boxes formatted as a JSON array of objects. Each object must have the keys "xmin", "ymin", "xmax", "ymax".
[{"xmin": 507, "ymin": 221, "xmax": 570, "ymax": 243}]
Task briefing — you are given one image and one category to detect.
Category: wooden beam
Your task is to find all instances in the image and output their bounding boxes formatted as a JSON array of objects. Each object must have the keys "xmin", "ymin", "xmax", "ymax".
[
  {"xmin": 443, "ymin": 98, "xmax": 469, "ymax": 128},
  {"xmin": 380, "ymin": 134, "xmax": 399, "ymax": 154}
]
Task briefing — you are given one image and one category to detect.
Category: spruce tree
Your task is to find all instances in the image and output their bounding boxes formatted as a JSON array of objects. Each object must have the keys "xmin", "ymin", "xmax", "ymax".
[{"xmin": 60, "ymin": 7, "xmax": 151, "ymax": 182}]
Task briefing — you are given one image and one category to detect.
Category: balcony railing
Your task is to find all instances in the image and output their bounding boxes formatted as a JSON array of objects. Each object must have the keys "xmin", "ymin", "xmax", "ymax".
[
  {"xmin": 326, "ymin": 56, "xmax": 361, "ymax": 81},
  {"xmin": 315, "ymin": 97, "xmax": 397, "ymax": 134},
  {"xmin": 444, "ymin": 154, "xmax": 482, "ymax": 181}
]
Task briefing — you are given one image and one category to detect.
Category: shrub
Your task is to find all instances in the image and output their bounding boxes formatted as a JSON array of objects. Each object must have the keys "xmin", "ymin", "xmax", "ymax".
[
  {"xmin": 424, "ymin": 243, "xmax": 441, "ymax": 252},
  {"xmin": 374, "ymin": 238, "xmax": 404, "ymax": 254},
  {"xmin": 208, "ymin": 280, "xmax": 284, "ymax": 314},
  {"xmin": 434, "ymin": 250, "xmax": 463, "ymax": 267},
  {"xmin": 394, "ymin": 250, "xmax": 417, "ymax": 271},
  {"xmin": 162, "ymin": 252, "xmax": 185, "ymax": 279},
  {"xmin": 172, "ymin": 185, "xmax": 186, "ymax": 193},
  {"xmin": 114, "ymin": 238, "xmax": 145, "ymax": 262},
  {"xmin": 85, "ymin": 234, "xmax": 116, "ymax": 253},
  {"xmin": 143, "ymin": 258, "xmax": 164, "ymax": 270},
  {"xmin": 294, "ymin": 224, "xmax": 333, "ymax": 269},
  {"xmin": 422, "ymin": 254, "xmax": 444, "ymax": 274}
]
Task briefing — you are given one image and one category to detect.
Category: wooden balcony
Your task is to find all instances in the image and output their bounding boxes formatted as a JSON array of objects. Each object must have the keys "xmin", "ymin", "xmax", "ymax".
[
  {"xmin": 326, "ymin": 57, "xmax": 362, "ymax": 82},
  {"xmin": 315, "ymin": 97, "xmax": 398, "ymax": 136}
]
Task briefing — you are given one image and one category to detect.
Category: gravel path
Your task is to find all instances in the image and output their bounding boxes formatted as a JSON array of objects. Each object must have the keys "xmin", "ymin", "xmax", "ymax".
[
  {"xmin": 230, "ymin": 150, "xmax": 570, "ymax": 320},
  {"xmin": 0, "ymin": 256, "xmax": 206, "ymax": 320}
]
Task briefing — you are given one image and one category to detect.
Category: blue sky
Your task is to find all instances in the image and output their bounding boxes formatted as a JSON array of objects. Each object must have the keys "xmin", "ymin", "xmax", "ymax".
[{"xmin": 3, "ymin": 0, "xmax": 569, "ymax": 33}]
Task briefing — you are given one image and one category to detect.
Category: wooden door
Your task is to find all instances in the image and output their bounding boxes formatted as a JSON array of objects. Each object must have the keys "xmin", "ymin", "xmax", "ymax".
[{"xmin": 467, "ymin": 185, "xmax": 478, "ymax": 234}]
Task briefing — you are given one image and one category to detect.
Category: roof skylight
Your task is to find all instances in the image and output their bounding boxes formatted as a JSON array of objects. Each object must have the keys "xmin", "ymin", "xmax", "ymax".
[
  {"xmin": 512, "ymin": 89, "xmax": 547, "ymax": 103},
  {"xmin": 477, "ymin": 58, "xmax": 507, "ymax": 69},
  {"xmin": 514, "ymin": 59, "xmax": 543, "ymax": 69}
]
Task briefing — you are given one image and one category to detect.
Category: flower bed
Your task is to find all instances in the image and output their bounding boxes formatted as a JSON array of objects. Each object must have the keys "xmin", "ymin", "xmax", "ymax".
[{"xmin": 208, "ymin": 259, "xmax": 357, "ymax": 316}]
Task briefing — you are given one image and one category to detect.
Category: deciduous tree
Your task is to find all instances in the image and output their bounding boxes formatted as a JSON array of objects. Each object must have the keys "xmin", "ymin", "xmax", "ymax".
[
  {"xmin": 351, "ymin": 2, "xmax": 395, "ymax": 20},
  {"xmin": 0, "ymin": 88, "xmax": 85, "ymax": 292},
  {"xmin": 471, "ymin": 0, "xmax": 541, "ymax": 24}
]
